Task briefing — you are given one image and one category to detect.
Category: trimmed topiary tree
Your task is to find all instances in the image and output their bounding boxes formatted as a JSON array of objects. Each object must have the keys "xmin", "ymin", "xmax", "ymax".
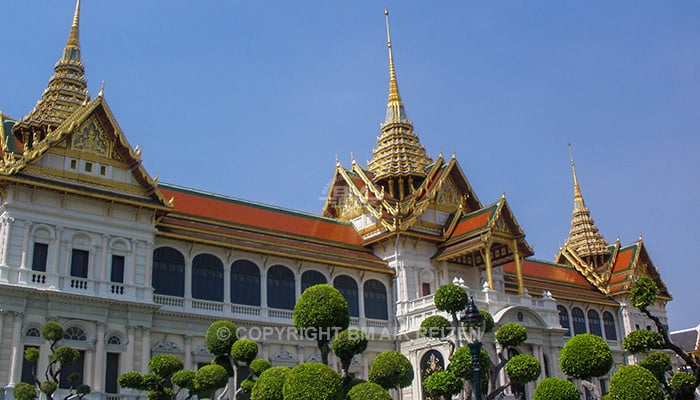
[
  {"xmin": 505, "ymin": 354, "xmax": 540, "ymax": 385},
  {"xmin": 560, "ymin": 333, "xmax": 613, "ymax": 399},
  {"xmin": 13, "ymin": 382, "xmax": 38, "ymax": 400},
  {"xmin": 638, "ymin": 351, "xmax": 671, "ymax": 384},
  {"xmin": 282, "ymin": 362, "xmax": 342, "ymax": 400},
  {"xmin": 250, "ymin": 366, "xmax": 289, "ymax": 400},
  {"xmin": 423, "ymin": 370, "xmax": 463, "ymax": 400},
  {"xmin": 369, "ymin": 350, "xmax": 414, "ymax": 393},
  {"xmin": 622, "ymin": 330, "xmax": 664, "ymax": 354},
  {"xmin": 420, "ymin": 315, "xmax": 453, "ymax": 340},
  {"xmin": 293, "ymin": 284, "xmax": 349, "ymax": 365},
  {"xmin": 606, "ymin": 365, "xmax": 664, "ymax": 400},
  {"xmin": 668, "ymin": 371, "xmax": 697, "ymax": 400},
  {"xmin": 332, "ymin": 328, "xmax": 368, "ymax": 379},
  {"xmin": 533, "ymin": 377, "xmax": 580, "ymax": 400},
  {"xmin": 346, "ymin": 381, "xmax": 392, "ymax": 400}
]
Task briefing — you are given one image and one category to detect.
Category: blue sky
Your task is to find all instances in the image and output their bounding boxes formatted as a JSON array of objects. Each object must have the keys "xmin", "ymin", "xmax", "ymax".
[{"xmin": 1, "ymin": 1, "xmax": 699, "ymax": 331}]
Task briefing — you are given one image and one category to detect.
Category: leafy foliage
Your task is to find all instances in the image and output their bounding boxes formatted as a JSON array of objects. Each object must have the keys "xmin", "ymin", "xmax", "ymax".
[
  {"xmin": 368, "ymin": 351, "xmax": 415, "ymax": 390},
  {"xmin": 148, "ymin": 355, "xmax": 184, "ymax": 378},
  {"xmin": 332, "ymin": 328, "xmax": 368, "ymax": 374},
  {"xmin": 170, "ymin": 370, "xmax": 196, "ymax": 390},
  {"xmin": 420, "ymin": 315, "xmax": 452, "ymax": 339},
  {"xmin": 433, "ymin": 284, "xmax": 468, "ymax": 315},
  {"xmin": 205, "ymin": 320, "xmax": 238, "ymax": 355},
  {"xmin": 195, "ymin": 364, "xmax": 229, "ymax": 392},
  {"xmin": 630, "ymin": 276, "xmax": 658, "ymax": 309},
  {"xmin": 53, "ymin": 345, "xmax": 79, "ymax": 364},
  {"xmin": 249, "ymin": 358, "xmax": 272, "ymax": 376},
  {"xmin": 638, "ymin": 351, "xmax": 671, "ymax": 383},
  {"xmin": 346, "ymin": 382, "xmax": 392, "ymax": 400},
  {"xmin": 423, "ymin": 370, "xmax": 463, "ymax": 399},
  {"xmin": 560, "ymin": 333, "xmax": 613, "ymax": 380},
  {"xmin": 24, "ymin": 347, "xmax": 40, "ymax": 363},
  {"xmin": 118, "ymin": 371, "xmax": 145, "ymax": 390},
  {"xmin": 250, "ymin": 366, "xmax": 289, "ymax": 400},
  {"xmin": 505, "ymin": 354, "xmax": 541, "ymax": 385},
  {"xmin": 40, "ymin": 322, "xmax": 64, "ymax": 343},
  {"xmin": 39, "ymin": 381, "xmax": 57, "ymax": 396},
  {"xmin": 669, "ymin": 371, "xmax": 697, "ymax": 400},
  {"xmin": 230, "ymin": 338, "xmax": 258, "ymax": 365},
  {"xmin": 282, "ymin": 362, "xmax": 342, "ymax": 400},
  {"xmin": 533, "ymin": 377, "xmax": 580, "ymax": 400},
  {"xmin": 447, "ymin": 347, "xmax": 490, "ymax": 382},
  {"xmin": 606, "ymin": 365, "xmax": 665, "ymax": 400},
  {"xmin": 495, "ymin": 322, "xmax": 528, "ymax": 348},
  {"xmin": 622, "ymin": 330, "xmax": 664, "ymax": 354},
  {"xmin": 481, "ymin": 310, "xmax": 495, "ymax": 334},
  {"xmin": 13, "ymin": 382, "xmax": 37, "ymax": 400},
  {"xmin": 293, "ymin": 284, "xmax": 349, "ymax": 364}
]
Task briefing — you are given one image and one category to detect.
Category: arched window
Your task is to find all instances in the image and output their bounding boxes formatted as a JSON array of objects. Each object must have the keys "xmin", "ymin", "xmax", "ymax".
[
  {"xmin": 363, "ymin": 279, "xmax": 388, "ymax": 320},
  {"xmin": 603, "ymin": 311, "xmax": 618, "ymax": 340},
  {"xmin": 192, "ymin": 254, "xmax": 224, "ymax": 301},
  {"xmin": 588, "ymin": 309, "xmax": 602, "ymax": 337},
  {"xmin": 557, "ymin": 305, "xmax": 571, "ymax": 336},
  {"xmin": 107, "ymin": 335, "xmax": 122, "ymax": 345},
  {"xmin": 152, "ymin": 247, "xmax": 185, "ymax": 297},
  {"xmin": 301, "ymin": 270, "xmax": 327, "ymax": 292},
  {"xmin": 572, "ymin": 307, "xmax": 586, "ymax": 335},
  {"xmin": 231, "ymin": 260, "xmax": 261, "ymax": 306},
  {"xmin": 333, "ymin": 275, "xmax": 359, "ymax": 317},
  {"xmin": 420, "ymin": 350, "xmax": 445, "ymax": 400},
  {"xmin": 26, "ymin": 327, "xmax": 41, "ymax": 338},
  {"xmin": 267, "ymin": 265, "xmax": 295, "ymax": 310},
  {"xmin": 64, "ymin": 326, "xmax": 87, "ymax": 341}
]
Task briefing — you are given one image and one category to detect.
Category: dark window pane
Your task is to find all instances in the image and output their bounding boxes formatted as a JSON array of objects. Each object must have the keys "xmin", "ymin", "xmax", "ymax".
[
  {"xmin": 364, "ymin": 279, "xmax": 388, "ymax": 320},
  {"xmin": 59, "ymin": 350, "xmax": 85, "ymax": 389},
  {"xmin": 70, "ymin": 249, "xmax": 89, "ymax": 278},
  {"xmin": 105, "ymin": 353, "xmax": 120, "ymax": 394},
  {"xmin": 588, "ymin": 310, "xmax": 602, "ymax": 337},
  {"xmin": 192, "ymin": 254, "xmax": 224, "ymax": 301},
  {"xmin": 231, "ymin": 260, "xmax": 261, "ymax": 306},
  {"xmin": 572, "ymin": 307, "xmax": 586, "ymax": 335},
  {"xmin": 333, "ymin": 275, "xmax": 359, "ymax": 317},
  {"xmin": 557, "ymin": 305, "xmax": 571, "ymax": 336},
  {"xmin": 152, "ymin": 247, "xmax": 185, "ymax": 296},
  {"xmin": 32, "ymin": 243, "xmax": 48, "ymax": 272},
  {"xmin": 603, "ymin": 311, "xmax": 618, "ymax": 340},
  {"xmin": 301, "ymin": 270, "xmax": 327, "ymax": 292},
  {"xmin": 111, "ymin": 255, "xmax": 125, "ymax": 283},
  {"xmin": 420, "ymin": 350, "xmax": 445, "ymax": 400},
  {"xmin": 21, "ymin": 346, "xmax": 39, "ymax": 384},
  {"xmin": 266, "ymin": 265, "xmax": 295, "ymax": 310}
]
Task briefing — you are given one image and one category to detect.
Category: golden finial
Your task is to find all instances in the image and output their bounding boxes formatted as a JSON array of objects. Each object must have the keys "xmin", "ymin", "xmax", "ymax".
[
  {"xmin": 98, "ymin": 81, "xmax": 105, "ymax": 97},
  {"xmin": 568, "ymin": 141, "xmax": 583, "ymax": 206},
  {"xmin": 383, "ymin": 8, "xmax": 406, "ymax": 124},
  {"xmin": 63, "ymin": 0, "xmax": 81, "ymax": 62}
]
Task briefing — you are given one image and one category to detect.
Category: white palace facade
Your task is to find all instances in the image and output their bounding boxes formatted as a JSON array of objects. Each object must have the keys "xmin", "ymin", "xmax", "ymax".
[{"xmin": 0, "ymin": 2, "xmax": 671, "ymax": 400}]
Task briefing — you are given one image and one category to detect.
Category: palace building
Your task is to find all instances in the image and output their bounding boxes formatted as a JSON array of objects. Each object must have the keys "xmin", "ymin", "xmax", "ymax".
[{"xmin": 0, "ymin": 2, "xmax": 671, "ymax": 400}]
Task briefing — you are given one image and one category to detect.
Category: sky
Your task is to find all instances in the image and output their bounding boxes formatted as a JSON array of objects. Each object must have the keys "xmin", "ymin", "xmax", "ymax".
[{"xmin": 1, "ymin": 1, "xmax": 698, "ymax": 331}]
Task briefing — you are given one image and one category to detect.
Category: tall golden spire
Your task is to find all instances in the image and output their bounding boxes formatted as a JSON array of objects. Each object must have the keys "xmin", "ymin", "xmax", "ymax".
[
  {"xmin": 15, "ymin": 0, "xmax": 89, "ymax": 139},
  {"xmin": 367, "ymin": 9, "xmax": 432, "ymax": 185},
  {"xmin": 565, "ymin": 142, "xmax": 610, "ymax": 261}
]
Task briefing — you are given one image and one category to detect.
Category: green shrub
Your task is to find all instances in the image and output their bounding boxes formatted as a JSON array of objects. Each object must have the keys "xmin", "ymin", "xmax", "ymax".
[
  {"xmin": 447, "ymin": 347, "xmax": 490, "ymax": 381},
  {"xmin": 212, "ymin": 354, "xmax": 234, "ymax": 376},
  {"xmin": 293, "ymin": 284, "xmax": 349, "ymax": 341},
  {"xmin": 333, "ymin": 328, "xmax": 368, "ymax": 372},
  {"xmin": 669, "ymin": 371, "xmax": 697, "ymax": 400},
  {"xmin": 41, "ymin": 322, "xmax": 64, "ymax": 343},
  {"xmin": 24, "ymin": 347, "xmax": 40, "ymax": 363},
  {"xmin": 118, "ymin": 371, "xmax": 145, "ymax": 390},
  {"xmin": 146, "ymin": 387, "xmax": 174, "ymax": 400},
  {"xmin": 560, "ymin": 333, "xmax": 613, "ymax": 379},
  {"xmin": 54, "ymin": 345, "xmax": 79, "ymax": 365},
  {"xmin": 239, "ymin": 378, "xmax": 255, "ymax": 394},
  {"xmin": 76, "ymin": 385, "xmax": 91, "ymax": 395},
  {"xmin": 420, "ymin": 315, "xmax": 452, "ymax": 339},
  {"xmin": 171, "ymin": 370, "xmax": 196, "ymax": 390},
  {"xmin": 13, "ymin": 382, "xmax": 37, "ymax": 400},
  {"xmin": 630, "ymin": 277, "xmax": 658, "ymax": 309},
  {"xmin": 505, "ymin": 354, "xmax": 540, "ymax": 385},
  {"xmin": 606, "ymin": 365, "xmax": 664, "ymax": 400},
  {"xmin": 282, "ymin": 362, "xmax": 342, "ymax": 400},
  {"xmin": 533, "ymin": 377, "xmax": 580, "ymax": 400},
  {"xmin": 638, "ymin": 351, "xmax": 671, "ymax": 383},
  {"xmin": 148, "ymin": 354, "xmax": 183, "ymax": 378},
  {"xmin": 368, "ymin": 351, "xmax": 414, "ymax": 390},
  {"xmin": 195, "ymin": 364, "xmax": 228, "ymax": 392},
  {"xmin": 249, "ymin": 358, "xmax": 271, "ymax": 375},
  {"xmin": 231, "ymin": 338, "xmax": 258, "ymax": 364},
  {"xmin": 346, "ymin": 382, "xmax": 391, "ymax": 400},
  {"xmin": 39, "ymin": 381, "xmax": 58, "ymax": 396},
  {"xmin": 622, "ymin": 330, "xmax": 664, "ymax": 354},
  {"xmin": 495, "ymin": 322, "xmax": 528, "ymax": 348},
  {"xmin": 141, "ymin": 374, "xmax": 161, "ymax": 390},
  {"xmin": 434, "ymin": 284, "xmax": 468, "ymax": 315},
  {"xmin": 481, "ymin": 310, "xmax": 495, "ymax": 334},
  {"xmin": 423, "ymin": 370, "xmax": 463, "ymax": 399},
  {"xmin": 205, "ymin": 320, "xmax": 238, "ymax": 356},
  {"xmin": 251, "ymin": 366, "xmax": 289, "ymax": 400}
]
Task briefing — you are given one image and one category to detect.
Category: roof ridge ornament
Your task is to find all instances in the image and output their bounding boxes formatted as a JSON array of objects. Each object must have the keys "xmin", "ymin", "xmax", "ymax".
[{"xmin": 383, "ymin": 8, "xmax": 406, "ymax": 124}]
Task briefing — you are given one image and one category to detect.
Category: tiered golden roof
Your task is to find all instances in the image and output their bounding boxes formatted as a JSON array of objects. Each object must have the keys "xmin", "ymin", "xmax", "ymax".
[
  {"xmin": 14, "ymin": 0, "xmax": 89, "ymax": 137},
  {"xmin": 564, "ymin": 143, "xmax": 610, "ymax": 260},
  {"xmin": 366, "ymin": 10, "xmax": 432, "ymax": 182}
]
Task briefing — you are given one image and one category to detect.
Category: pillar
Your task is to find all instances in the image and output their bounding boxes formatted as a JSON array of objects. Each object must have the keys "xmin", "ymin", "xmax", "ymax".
[
  {"xmin": 184, "ymin": 336, "xmax": 193, "ymax": 371},
  {"xmin": 125, "ymin": 325, "xmax": 135, "ymax": 372},
  {"xmin": 8, "ymin": 312, "xmax": 24, "ymax": 385},
  {"xmin": 93, "ymin": 322, "xmax": 106, "ymax": 392},
  {"xmin": 141, "ymin": 327, "xmax": 151, "ymax": 373},
  {"xmin": 483, "ymin": 244, "xmax": 494, "ymax": 290},
  {"xmin": 512, "ymin": 239, "xmax": 524, "ymax": 295}
]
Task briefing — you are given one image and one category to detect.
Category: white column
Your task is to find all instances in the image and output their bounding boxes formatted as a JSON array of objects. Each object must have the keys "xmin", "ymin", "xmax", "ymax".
[
  {"xmin": 84, "ymin": 345, "xmax": 94, "ymax": 388},
  {"xmin": 100, "ymin": 235, "xmax": 109, "ymax": 281},
  {"xmin": 124, "ymin": 326, "xmax": 135, "ymax": 373},
  {"xmin": 141, "ymin": 327, "xmax": 151, "ymax": 373},
  {"xmin": 184, "ymin": 258, "xmax": 193, "ymax": 308},
  {"xmin": 358, "ymin": 280, "xmax": 366, "ymax": 322},
  {"xmin": 49, "ymin": 226, "xmax": 63, "ymax": 275},
  {"xmin": 8, "ymin": 312, "xmax": 24, "ymax": 385},
  {"xmin": 223, "ymin": 263, "xmax": 231, "ymax": 313},
  {"xmin": 19, "ymin": 221, "xmax": 32, "ymax": 270},
  {"xmin": 0, "ymin": 312, "xmax": 5, "ymax": 362},
  {"xmin": 184, "ymin": 336, "xmax": 193, "ymax": 370},
  {"xmin": 0, "ymin": 215, "xmax": 15, "ymax": 266},
  {"xmin": 93, "ymin": 322, "xmax": 106, "ymax": 392}
]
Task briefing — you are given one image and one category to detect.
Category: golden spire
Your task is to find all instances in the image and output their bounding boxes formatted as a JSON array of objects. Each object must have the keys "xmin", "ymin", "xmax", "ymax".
[
  {"xmin": 564, "ymin": 142, "xmax": 610, "ymax": 261},
  {"xmin": 367, "ymin": 9, "xmax": 432, "ymax": 183},
  {"xmin": 14, "ymin": 0, "xmax": 89, "ymax": 138}
]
